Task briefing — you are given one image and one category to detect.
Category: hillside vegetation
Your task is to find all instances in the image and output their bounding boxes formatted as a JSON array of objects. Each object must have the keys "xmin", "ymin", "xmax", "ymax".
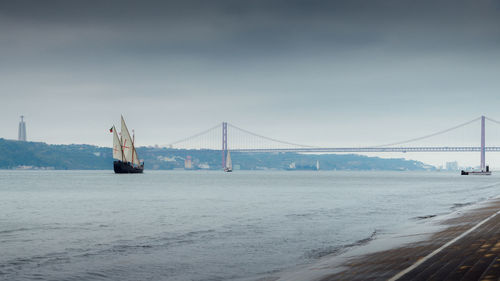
[{"xmin": 0, "ymin": 138, "xmax": 434, "ymax": 171}]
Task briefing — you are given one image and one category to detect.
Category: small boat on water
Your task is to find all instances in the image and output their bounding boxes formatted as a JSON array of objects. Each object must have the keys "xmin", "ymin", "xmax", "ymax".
[
  {"xmin": 224, "ymin": 151, "xmax": 232, "ymax": 172},
  {"xmin": 111, "ymin": 116, "xmax": 144, "ymax": 174}
]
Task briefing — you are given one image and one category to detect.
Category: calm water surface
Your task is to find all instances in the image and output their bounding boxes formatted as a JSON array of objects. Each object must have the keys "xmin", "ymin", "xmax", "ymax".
[{"xmin": 1, "ymin": 170, "xmax": 499, "ymax": 281}]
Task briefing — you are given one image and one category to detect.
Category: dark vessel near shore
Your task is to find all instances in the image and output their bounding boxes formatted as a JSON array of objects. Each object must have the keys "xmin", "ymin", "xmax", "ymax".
[
  {"xmin": 111, "ymin": 116, "xmax": 144, "ymax": 174},
  {"xmin": 461, "ymin": 165, "xmax": 490, "ymax": 176}
]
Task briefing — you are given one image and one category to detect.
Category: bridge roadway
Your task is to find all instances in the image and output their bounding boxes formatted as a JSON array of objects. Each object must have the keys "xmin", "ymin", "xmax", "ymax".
[{"xmin": 231, "ymin": 147, "xmax": 500, "ymax": 153}]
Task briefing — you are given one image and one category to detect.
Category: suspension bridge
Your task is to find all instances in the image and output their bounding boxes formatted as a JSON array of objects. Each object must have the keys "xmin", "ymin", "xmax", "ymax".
[{"xmin": 165, "ymin": 116, "xmax": 500, "ymax": 170}]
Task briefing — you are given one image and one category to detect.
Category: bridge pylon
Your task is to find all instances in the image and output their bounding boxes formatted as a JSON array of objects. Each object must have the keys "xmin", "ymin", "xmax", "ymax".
[
  {"xmin": 481, "ymin": 115, "xmax": 486, "ymax": 171},
  {"xmin": 222, "ymin": 122, "xmax": 228, "ymax": 169}
]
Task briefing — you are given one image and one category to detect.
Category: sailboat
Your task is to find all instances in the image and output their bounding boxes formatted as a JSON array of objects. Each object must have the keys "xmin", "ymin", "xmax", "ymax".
[
  {"xmin": 111, "ymin": 116, "xmax": 144, "ymax": 174},
  {"xmin": 224, "ymin": 151, "xmax": 232, "ymax": 172}
]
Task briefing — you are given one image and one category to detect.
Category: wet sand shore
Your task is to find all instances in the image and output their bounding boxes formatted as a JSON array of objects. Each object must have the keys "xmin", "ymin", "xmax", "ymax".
[{"xmin": 320, "ymin": 197, "xmax": 500, "ymax": 281}]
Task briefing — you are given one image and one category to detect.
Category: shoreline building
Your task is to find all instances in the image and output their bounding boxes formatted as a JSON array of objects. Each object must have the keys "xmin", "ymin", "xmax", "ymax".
[
  {"xmin": 18, "ymin": 115, "xmax": 27, "ymax": 141},
  {"xmin": 184, "ymin": 156, "xmax": 193, "ymax": 170},
  {"xmin": 446, "ymin": 161, "xmax": 459, "ymax": 171}
]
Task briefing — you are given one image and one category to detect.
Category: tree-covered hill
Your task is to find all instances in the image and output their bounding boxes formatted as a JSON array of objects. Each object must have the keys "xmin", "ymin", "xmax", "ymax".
[
  {"xmin": 0, "ymin": 138, "xmax": 110, "ymax": 169},
  {"xmin": 0, "ymin": 138, "xmax": 434, "ymax": 171}
]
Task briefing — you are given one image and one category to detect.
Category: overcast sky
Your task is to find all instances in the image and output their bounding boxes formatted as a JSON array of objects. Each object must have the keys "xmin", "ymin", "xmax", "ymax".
[{"xmin": 1, "ymin": 0, "xmax": 500, "ymax": 166}]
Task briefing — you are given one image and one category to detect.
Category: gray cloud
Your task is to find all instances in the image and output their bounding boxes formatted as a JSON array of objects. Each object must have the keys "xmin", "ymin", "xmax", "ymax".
[{"xmin": 1, "ymin": 0, "xmax": 500, "ymax": 166}]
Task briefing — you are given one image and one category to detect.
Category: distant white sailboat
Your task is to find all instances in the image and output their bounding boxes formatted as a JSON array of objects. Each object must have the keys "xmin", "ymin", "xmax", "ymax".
[{"xmin": 224, "ymin": 151, "xmax": 232, "ymax": 172}]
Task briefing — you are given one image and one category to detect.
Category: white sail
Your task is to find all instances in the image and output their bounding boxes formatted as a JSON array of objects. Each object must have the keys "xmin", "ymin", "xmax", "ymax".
[
  {"xmin": 226, "ymin": 151, "xmax": 232, "ymax": 170},
  {"xmin": 121, "ymin": 116, "xmax": 142, "ymax": 166},
  {"xmin": 112, "ymin": 126, "xmax": 123, "ymax": 161},
  {"xmin": 132, "ymin": 146, "xmax": 141, "ymax": 166},
  {"xmin": 131, "ymin": 129, "xmax": 141, "ymax": 166},
  {"xmin": 121, "ymin": 116, "xmax": 134, "ymax": 163}
]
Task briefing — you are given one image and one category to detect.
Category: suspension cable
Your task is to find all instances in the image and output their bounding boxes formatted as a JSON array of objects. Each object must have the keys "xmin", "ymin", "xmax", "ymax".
[
  {"xmin": 485, "ymin": 117, "xmax": 500, "ymax": 125},
  {"xmin": 371, "ymin": 116, "xmax": 481, "ymax": 147},
  {"xmin": 165, "ymin": 116, "xmax": 486, "ymax": 149},
  {"xmin": 227, "ymin": 123, "xmax": 318, "ymax": 148},
  {"xmin": 166, "ymin": 123, "xmax": 221, "ymax": 147}
]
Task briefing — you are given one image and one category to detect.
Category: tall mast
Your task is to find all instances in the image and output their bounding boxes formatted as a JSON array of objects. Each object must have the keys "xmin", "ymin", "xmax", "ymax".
[
  {"xmin": 132, "ymin": 129, "xmax": 135, "ymax": 166},
  {"xmin": 120, "ymin": 130, "xmax": 124, "ymax": 162},
  {"xmin": 120, "ymin": 115, "xmax": 133, "ymax": 163},
  {"xmin": 120, "ymin": 115, "xmax": 126, "ymax": 162}
]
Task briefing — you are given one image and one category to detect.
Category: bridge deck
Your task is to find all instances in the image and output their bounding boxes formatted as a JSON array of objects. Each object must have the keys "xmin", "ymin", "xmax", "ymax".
[
  {"xmin": 232, "ymin": 147, "xmax": 500, "ymax": 153},
  {"xmin": 320, "ymin": 198, "xmax": 500, "ymax": 281}
]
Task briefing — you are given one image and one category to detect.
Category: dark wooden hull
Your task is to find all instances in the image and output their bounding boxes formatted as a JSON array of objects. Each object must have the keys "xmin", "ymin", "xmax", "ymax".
[
  {"xmin": 114, "ymin": 160, "xmax": 144, "ymax": 174},
  {"xmin": 461, "ymin": 170, "xmax": 491, "ymax": 175}
]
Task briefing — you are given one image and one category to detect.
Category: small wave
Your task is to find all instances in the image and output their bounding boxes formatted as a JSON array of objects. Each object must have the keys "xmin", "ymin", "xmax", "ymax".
[
  {"xmin": 285, "ymin": 208, "xmax": 339, "ymax": 220},
  {"xmin": 0, "ymin": 227, "xmax": 32, "ymax": 235},
  {"xmin": 56, "ymin": 271, "xmax": 110, "ymax": 281},
  {"xmin": 91, "ymin": 243, "xmax": 155, "ymax": 255},
  {"xmin": 156, "ymin": 229, "xmax": 216, "ymax": 244},
  {"xmin": 0, "ymin": 225, "xmax": 85, "ymax": 236},
  {"xmin": 84, "ymin": 271, "xmax": 109, "ymax": 279},
  {"xmin": 285, "ymin": 213, "xmax": 315, "ymax": 218},
  {"xmin": 82, "ymin": 229, "xmax": 217, "ymax": 258},
  {"xmin": 305, "ymin": 230, "xmax": 377, "ymax": 259},
  {"xmin": 451, "ymin": 201, "xmax": 475, "ymax": 210},
  {"xmin": 113, "ymin": 244, "xmax": 153, "ymax": 251},
  {"xmin": 0, "ymin": 252, "xmax": 70, "ymax": 270},
  {"xmin": 413, "ymin": 214, "xmax": 437, "ymax": 220}
]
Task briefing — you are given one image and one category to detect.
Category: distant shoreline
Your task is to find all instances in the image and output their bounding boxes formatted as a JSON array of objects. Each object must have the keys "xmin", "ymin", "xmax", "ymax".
[{"xmin": 0, "ymin": 138, "xmax": 434, "ymax": 171}]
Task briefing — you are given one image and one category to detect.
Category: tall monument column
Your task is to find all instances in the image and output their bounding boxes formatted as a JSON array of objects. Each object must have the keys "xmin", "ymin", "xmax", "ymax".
[{"xmin": 18, "ymin": 115, "xmax": 27, "ymax": 141}]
